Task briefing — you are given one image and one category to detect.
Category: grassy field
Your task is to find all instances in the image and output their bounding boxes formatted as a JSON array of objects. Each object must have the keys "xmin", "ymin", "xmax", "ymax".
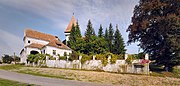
[
  {"xmin": 0, "ymin": 78, "xmax": 36, "ymax": 86},
  {"xmin": 0, "ymin": 64, "xmax": 180, "ymax": 86}
]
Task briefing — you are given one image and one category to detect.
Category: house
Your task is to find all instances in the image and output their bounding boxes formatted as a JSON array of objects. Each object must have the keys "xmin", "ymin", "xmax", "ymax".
[{"xmin": 20, "ymin": 29, "xmax": 72, "ymax": 63}]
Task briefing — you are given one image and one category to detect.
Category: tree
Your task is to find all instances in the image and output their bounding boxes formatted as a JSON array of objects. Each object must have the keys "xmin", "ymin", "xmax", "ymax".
[
  {"xmin": 75, "ymin": 21, "xmax": 82, "ymax": 38},
  {"xmin": 113, "ymin": 25, "xmax": 126, "ymax": 54},
  {"xmin": 2, "ymin": 55, "xmax": 13, "ymax": 64},
  {"xmin": 127, "ymin": 0, "xmax": 180, "ymax": 71},
  {"xmin": 68, "ymin": 24, "xmax": 76, "ymax": 50},
  {"xmin": 98, "ymin": 24, "xmax": 104, "ymax": 38},
  {"xmin": 84, "ymin": 20, "xmax": 97, "ymax": 54},
  {"xmin": 104, "ymin": 28, "xmax": 109, "ymax": 52},
  {"xmin": 108, "ymin": 23, "xmax": 114, "ymax": 53},
  {"xmin": 85, "ymin": 19, "xmax": 96, "ymax": 40}
]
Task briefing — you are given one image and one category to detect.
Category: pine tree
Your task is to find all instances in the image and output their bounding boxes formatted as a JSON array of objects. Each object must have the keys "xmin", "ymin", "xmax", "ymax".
[
  {"xmin": 127, "ymin": 0, "xmax": 180, "ymax": 71},
  {"xmin": 85, "ymin": 19, "xmax": 96, "ymax": 39},
  {"xmin": 68, "ymin": 24, "xmax": 76, "ymax": 50},
  {"xmin": 98, "ymin": 24, "xmax": 103, "ymax": 38},
  {"xmin": 113, "ymin": 25, "xmax": 126, "ymax": 54},
  {"xmin": 84, "ymin": 19, "xmax": 96, "ymax": 54},
  {"xmin": 108, "ymin": 23, "xmax": 114, "ymax": 53},
  {"xmin": 75, "ymin": 21, "xmax": 82, "ymax": 38},
  {"xmin": 104, "ymin": 28, "xmax": 109, "ymax": 52}
]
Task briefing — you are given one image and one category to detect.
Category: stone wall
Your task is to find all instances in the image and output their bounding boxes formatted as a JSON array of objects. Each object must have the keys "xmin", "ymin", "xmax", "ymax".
[{"xmin": 45, "ymin": 54, "xmax": 150, "ymax": 74}]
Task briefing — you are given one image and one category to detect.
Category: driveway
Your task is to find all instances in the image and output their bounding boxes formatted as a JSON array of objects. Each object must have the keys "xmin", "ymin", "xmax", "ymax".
[{"xmin": 0, "ymin": 70, "xmax": 111, "ymax": 86}]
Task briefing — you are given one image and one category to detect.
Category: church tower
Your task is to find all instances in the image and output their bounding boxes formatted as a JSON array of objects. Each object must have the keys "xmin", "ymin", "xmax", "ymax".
[{"xmin": 64, "ymin": 14, "xmax": 77, "ymax": 45}]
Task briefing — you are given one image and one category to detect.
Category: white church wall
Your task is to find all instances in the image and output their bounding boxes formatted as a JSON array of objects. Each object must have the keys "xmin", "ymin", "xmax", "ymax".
[
  {"xmin": 24, "ymin": 37, "xmax": 49, "ymax": 47},
  {"xmin": 45, "ymin": 46, "xmax": 72, "ymax": 56}
]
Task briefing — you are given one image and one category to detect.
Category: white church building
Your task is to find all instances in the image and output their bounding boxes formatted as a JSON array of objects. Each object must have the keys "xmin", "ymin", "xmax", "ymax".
[{"xmin": 20, "ymin": 15, "xmax": 76, "ymax": 63}]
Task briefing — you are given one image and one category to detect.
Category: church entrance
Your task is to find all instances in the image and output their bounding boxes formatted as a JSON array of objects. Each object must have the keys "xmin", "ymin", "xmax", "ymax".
[{"xmin": 30, "ymin": 50, "xmax": 39, "ymax": 55}]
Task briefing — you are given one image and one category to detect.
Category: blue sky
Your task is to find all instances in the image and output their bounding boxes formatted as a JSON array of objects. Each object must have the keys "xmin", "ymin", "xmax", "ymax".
[{"xmin": 0, "ymin": 0, "xmax": 140, "ymax": 57}]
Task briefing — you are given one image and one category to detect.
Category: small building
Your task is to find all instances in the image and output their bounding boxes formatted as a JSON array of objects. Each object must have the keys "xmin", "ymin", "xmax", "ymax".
[{"xmin": 20, "ymin": 29, "xmax": 72, "ymax": 63}]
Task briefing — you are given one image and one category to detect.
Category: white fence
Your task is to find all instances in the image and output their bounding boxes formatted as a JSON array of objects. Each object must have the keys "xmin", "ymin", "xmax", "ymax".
[{"xmin": 44, "ymin": 54, "xmax": 150, "ymax": 74}]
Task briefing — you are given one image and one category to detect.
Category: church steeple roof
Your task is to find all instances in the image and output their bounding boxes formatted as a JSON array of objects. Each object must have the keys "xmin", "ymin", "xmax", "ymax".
[{"xmin": 65, "ymin": 14, "xmax": 77, "ymax": 33}]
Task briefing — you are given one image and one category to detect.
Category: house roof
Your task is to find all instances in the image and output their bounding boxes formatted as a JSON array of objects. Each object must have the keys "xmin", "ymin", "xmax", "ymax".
[
  {"xmin": 24, "ymin": 29, "xmax": 71, "ymax": 50},
  {"xmin": 46, "ymin": 40, "xmax": 71, "ymax": 50},
  {"xmin": 25, "ymin": 29, "xmax": 59, "ymax": 42},
  {"xmin": 26, "ymin": 43, "xmax": 44, "ymax": 49},
  {"xmin": 64, "ymin": 15, "xmax": 76, "ymax": 33}
]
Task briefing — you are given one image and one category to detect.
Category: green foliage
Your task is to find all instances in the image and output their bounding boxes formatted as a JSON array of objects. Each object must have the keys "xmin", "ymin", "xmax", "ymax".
[
  {"xmin": 80, "ymin": 54, "xmax": 92, "ymax": 64},
  {"xmin": 0, "ymin": 78, "xmax": 36, "ymax": 86},
  {"xmin": 69, "ymin": 51, "xmax": 79, "ymax": 61},
  {"xmin": 98, "ymin": 24, "xmax": 104, "ymax": 37},
  {"xmin": 108, "ymin": 23, "xmax": 114, "ymax": 52},
  {"xmin": 127, "ymin": 0, "xmax": 180, "ymax": 71},
  {"xmin": 2, "ymin": 55, "xmax": 13, "ymax": 64},
  {"xmin": 113, "ymin": 25, "xmax": 126, "ymax": 54},
  {"xmin": 125, "ymin": 56, "xmax": 133, "ymax": 64},
  {"xmin": 85, "ymin": 19, "xmax": 96, "ymax": 39},
  {"xmin": 27, "ymin": 54, "xmax": 47, "ymax": 63}
]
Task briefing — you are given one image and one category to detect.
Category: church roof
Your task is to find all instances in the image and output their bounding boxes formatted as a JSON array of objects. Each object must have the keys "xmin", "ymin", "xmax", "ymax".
[
  {"xmin": 65, "ymin": 15, "xmax": 76, "ymax": 33},
  {"xmin": 46, "ymin": 40, "xmax": 71, "ymax": 50},
  {"xmin": 25, "ymin": 29, "xmax": 58, "ymax": 42},
  {"xmin": 25, "ymin": 29, "xmax": 71, "ymax": 50},
  {"xmin": 26, "ymin": 43, "xmax": 44, "ymax": 49}
]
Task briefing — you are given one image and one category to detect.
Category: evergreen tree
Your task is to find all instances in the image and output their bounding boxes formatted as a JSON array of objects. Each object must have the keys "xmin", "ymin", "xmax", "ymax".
[
  {"xmin": 108, "ymin": 23, "xmax": 114, "ymax": 53},
  {"xmin": 85, "ymin": 19, "xmax": 96, "ymax": 40},
  {"xmin": 113, "ymin": 25, "xmax": 126, "ymax": 54},
  {"xmin": 84, "ymin": 20, "xmax": 96, "ymax": 54},
  {"xmin": 98, "ymin": 24, "xmax": 103, "ymax": 38},
  {"xmin": 68, "ymin": 24, "xmax": 76, "ymax": 50},
  {"xmin": 104, "ymin": 28, "xmax": 109, "ymax": 52},
  {"xmin": 127, "ymin": 0, "xmax": 180, "ymax": 71},
  {"xmin": 75, "ymin": 21, "xmax": 82, "ymax": 38}
]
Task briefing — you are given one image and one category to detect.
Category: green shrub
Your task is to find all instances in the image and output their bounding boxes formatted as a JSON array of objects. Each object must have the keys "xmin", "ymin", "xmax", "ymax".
[
  {"xmin": 81, "ymin": 54, "xmax": 92, "ymax": 64},
  {"xmin": 59, "ymin": 56, "xmax": 66, "ymax": 60},
  {"xmin": 69, "ymin": 51, "xmax": 79, "ymax": 61}
]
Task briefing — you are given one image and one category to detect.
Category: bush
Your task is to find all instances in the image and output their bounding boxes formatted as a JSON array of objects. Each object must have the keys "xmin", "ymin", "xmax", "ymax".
[
  {"xmin": 2, "ymin": 55, "xmax": 14, "ymax": 64},
  {"xmin": 58, "ymin": 56, "xmax": 66, "ymax": 60},
  {"xmin": 81, "ymin": 54, "xmax": 92, "ymax": 64},
  {"xmin": 96, "ymin": 54, "xmax": 108, "ymax": 66},
  {"xmin": 69, "ymin": 51, "xmax": 79, "ymax": 61}
]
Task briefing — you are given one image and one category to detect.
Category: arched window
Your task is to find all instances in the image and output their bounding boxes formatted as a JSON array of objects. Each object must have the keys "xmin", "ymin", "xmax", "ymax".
[{"xmin": 30, "ymin": 50, "xmax": 39, "ymax": 55}]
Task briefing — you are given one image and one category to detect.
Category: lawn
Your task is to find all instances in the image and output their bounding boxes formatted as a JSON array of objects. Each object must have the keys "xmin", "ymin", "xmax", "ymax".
[
  {"xmin": 0, "ymin": 64, "xmax": 180, "ymax": 86},
  {"xmin": 0, "ymin": 78, "xmax": 36, "ymax": 86}
]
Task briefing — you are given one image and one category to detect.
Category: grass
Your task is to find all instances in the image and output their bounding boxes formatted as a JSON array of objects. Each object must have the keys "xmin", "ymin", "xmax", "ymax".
[
  {"xmin": 0, "ymin": 64, "xmax": 23, "ymax": 70},
  {"xmin": 0, "ymin": 78, "xmax": 36, "ymax": 86},
  {"xmin": 0, "ymin": 64, "xmax": 179, "ymax": 85}
]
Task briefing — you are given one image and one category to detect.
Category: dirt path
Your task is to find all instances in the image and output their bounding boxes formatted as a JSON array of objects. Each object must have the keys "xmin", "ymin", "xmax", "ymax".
[{"xmin": 0, "ymin": 69, "xmax": 110, "ymax": 86}]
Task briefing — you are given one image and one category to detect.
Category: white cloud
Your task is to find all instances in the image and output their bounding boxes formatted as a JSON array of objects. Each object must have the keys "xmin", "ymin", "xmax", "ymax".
[
  {"xmin": 0, "ymin": 29, "xmax": 23, "ymax": 57},
  {"xmin": 0, "ymin": 0, "xmax": 140, "ymax": 54}
]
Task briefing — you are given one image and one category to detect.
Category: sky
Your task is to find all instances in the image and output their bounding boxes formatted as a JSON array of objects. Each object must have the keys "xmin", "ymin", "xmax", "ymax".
[{"xmin": 0, "ymin": 0, "xmax": 140, "ymax": 57}]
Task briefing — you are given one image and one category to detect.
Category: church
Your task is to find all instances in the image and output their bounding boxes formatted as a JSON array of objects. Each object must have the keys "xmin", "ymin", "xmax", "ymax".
[{"xmin": 20, "ymin": 15, "xmax": 76, "ymax": 63}]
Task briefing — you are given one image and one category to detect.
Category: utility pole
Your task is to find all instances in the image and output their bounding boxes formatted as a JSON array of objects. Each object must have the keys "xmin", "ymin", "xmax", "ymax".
[{"xmin": 14, "ymin": 52, "xmax": 16, "ymax": 64}]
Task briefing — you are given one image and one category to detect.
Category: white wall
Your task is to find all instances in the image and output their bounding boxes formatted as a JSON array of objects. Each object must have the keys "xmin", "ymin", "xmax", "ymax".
[
  {"xmin": 45, "ymin": 46, "xmax": 72, "ymax": 56},
  {"xmin": 24, "ymin": 37, "xmax": 49, "ymax": 47}
]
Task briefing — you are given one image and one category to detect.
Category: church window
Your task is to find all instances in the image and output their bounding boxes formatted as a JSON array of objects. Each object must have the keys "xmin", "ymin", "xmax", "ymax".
[
  {"xmin": 28, "ymin": 40, "xmax": 30, "ymax": 43},
  {"xmin": 53, "ymin": 50, "xmax": 56, "ymax": 55}
]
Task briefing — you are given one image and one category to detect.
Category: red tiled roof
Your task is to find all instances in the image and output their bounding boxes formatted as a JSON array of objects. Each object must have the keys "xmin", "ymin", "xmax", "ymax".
[
  {"xmin": 26, "ymin": 43, "xmax": 44, "ymax": 49},
  {"xmin": 46, "ymin": 40, "xmax": 71, "ymax": 50},
  {"xmin": 65, "ymin": 15, "xmax": 76, "ymax": 33},
  {"xmin": 25, "ymin": 29, "xmax": 71, "ymax": 50},
  {"xmin": 25, "ymin": 29, "xmax": 58, "ymax": 42}
]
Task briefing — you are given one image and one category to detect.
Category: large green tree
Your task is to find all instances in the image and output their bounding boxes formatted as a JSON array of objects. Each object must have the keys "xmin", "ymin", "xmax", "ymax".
[
  {"xmin": 98, "ymin": 24, "xmax": 104, "ymax": 38},
  {"xmin": 127, "ymin": 0, "xmax": 180, "ymax": 71},
  {"xmin": 68, "ymin": 24, "xmax": 76, "ymax": 50},
  {"xmin": 84, "ymin": 20, "xmax": 96, "ymax": 54},
  {"xmin": 68, "ymin": 21, "xmax": 82, "ymax": 51},
  {"xmin": 108, "ymin": 23, "xmax": 114, "ymax": 53},
  {"xmin": 85, "ymin": 19, "xmax": 96, "ymax": 40},
  {"xmin": 113, "ymin": 25, "xmax": 126, "ymax": 54}
]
